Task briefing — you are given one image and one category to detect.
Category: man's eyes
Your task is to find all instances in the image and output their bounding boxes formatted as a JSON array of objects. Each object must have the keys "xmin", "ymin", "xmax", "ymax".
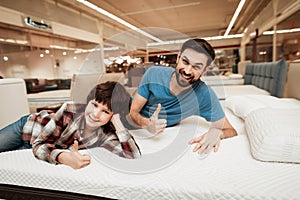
[
  {"xmin": 182, "ymin": 58, "xmax": 189, "ymax": 65},
  {"xmin": 182, "ymin": 58, "xmax": 202, "ymax": 70},
  {"xmin": 193, "ymin": 65, "xmax": 202, "ymax": 70}
]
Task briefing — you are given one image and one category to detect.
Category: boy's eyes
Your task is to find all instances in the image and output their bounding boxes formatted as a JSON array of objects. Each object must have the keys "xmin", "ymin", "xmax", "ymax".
[
  {"xmin": 91, "ymin": 102, "xmax": 98, "ymax": 107},
  {"xmin": 103, "ymin": 110, "xmax": 111, "ymax": 114},
  {"xmin": 91, "ymin": 101, "xmax": 112, "ymax": 114}
]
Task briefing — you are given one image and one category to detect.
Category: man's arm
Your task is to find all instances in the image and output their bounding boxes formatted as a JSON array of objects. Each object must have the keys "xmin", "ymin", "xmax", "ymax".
[
  {"xmin": 129, "ymin": 93, "xmax": 150, "ymax": 128},
  {"xmin": 129, "ymin": 93, "xmax": 167, "ymax": 134},
  {"xmin": 221, "ymin": 117, "xmax": 237, "ymax": 139},
  {"xmin": 189, "ymin": 117, "xmax": 237, "ymax": 155}
]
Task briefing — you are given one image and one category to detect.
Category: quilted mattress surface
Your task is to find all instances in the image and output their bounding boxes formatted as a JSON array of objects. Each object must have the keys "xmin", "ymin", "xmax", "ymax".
[{"xmin": 1, "ymin": 115, "xmax": 300, "ymax": 200}]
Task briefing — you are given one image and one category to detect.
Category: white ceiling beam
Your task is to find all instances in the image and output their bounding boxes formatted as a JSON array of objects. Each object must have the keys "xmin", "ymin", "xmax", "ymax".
[{"xmin": 242, "ymin": 0, "xmax": 300, "ymax": 45}]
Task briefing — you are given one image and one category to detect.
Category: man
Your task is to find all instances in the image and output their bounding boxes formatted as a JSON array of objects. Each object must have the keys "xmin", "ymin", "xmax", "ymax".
[{"xmin": 129, "ymin": 38, "xmax": 237, "ymax": 156}]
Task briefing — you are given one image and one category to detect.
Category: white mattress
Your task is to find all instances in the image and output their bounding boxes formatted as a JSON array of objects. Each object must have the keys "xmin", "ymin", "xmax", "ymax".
[
  {"xmin": 211, "ymin": 85, "xmax": 270, "ymax": 100},
  {"xmin": 1, "ymin": 112, "xmax": 299, "ymax": 200},
  {"xmin": 27, "ymin": 89, "xmax": 71, "ymax": 113},
  {"xmin": 202, "ymin": 75, "xmax": 244, "ymax": 86},
  {"xmin": 27, "ymin": 89, "xmax": 71, "ymax": 102}
]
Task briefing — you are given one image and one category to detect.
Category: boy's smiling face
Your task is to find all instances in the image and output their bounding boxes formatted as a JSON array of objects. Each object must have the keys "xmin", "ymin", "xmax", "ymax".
[{"xmin": 85, "ymin": 99, "xmax": 113, "ymax": 129}]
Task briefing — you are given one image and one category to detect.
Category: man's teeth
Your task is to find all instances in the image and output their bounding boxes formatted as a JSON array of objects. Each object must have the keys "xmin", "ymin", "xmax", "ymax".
[{"xmin": 183, "ymin": 75, "xmax": 190, "ymax": 79}]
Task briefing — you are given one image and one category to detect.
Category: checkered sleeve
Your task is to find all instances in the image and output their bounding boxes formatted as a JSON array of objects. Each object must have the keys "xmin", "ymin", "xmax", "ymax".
[
  {"xmin": 31, "ymin": 103, "xmax": 70, "ymax": 164},
  {"xmin": 101, "ymin": 129, "xmax": 141, "ymax": 159}
]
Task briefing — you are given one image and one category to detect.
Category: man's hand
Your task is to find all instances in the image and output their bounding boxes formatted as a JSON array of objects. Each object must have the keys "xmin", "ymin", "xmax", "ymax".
[
  {"xmin": 189, "ymin": 128, "xmax": 222, "ymax": 155},
  {"xmin": 146, "ymin": 104, "xmax": 167, "ymax": 134},
  {"xmin": 57, "ymin": 140, "xmax": 91, "ymax": 169}
]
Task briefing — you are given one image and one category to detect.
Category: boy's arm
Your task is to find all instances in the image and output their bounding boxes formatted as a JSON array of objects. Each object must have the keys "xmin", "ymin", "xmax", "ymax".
[
  {"xmin": 57, "ymin": 140, "xmax": 91, "ymax": 169},
  {"xmin": 31, "ymin": 103, "xmax": 70, "ymax": 164},
  {"xmin": 110, "ymin": 114, "xmax": 141, "ymax": 159}
]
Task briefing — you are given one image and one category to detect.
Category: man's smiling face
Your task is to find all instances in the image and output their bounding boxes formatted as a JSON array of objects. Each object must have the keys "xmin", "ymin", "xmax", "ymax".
[{"xmin": 175, "ymin": 48, "xmax": 209, "ymax": 87}]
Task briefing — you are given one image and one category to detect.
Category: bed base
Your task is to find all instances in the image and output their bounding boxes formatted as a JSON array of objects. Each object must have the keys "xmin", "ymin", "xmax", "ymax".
[{"xmin": 0, "ymin": 184, "xmax": 114, "ymax": 200}]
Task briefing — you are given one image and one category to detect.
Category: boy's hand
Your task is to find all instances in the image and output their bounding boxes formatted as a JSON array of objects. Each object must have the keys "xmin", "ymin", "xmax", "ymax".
[
  {"xmin": 111, "ymin": 113, "xmax": 126, "ymax": 132},
  {"xmin": 57, "ymin": 140, "xmax": 91, "ymax": 169}
]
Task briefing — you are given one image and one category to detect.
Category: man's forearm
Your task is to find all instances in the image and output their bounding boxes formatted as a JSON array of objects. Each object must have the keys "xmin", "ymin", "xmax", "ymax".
[
  {"xmin": 129, "ymin": 111, "xmax": 150, "ymax": 128},
  {"xmin": 221, "ymin": 128, "xmax": 237, "ymax": 139},
  {"xmin": 221, "ymin": 117, "xmax": 237, "ymax": 139}
]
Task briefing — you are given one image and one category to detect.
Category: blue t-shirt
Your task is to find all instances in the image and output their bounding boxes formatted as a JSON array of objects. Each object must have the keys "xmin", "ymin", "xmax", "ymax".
[{"xmin": 137, "ymin": 66, "xmax": 225, "ymax": 126}]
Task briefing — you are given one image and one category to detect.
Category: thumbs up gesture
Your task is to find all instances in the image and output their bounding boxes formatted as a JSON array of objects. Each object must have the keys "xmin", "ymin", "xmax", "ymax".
[
  {"xmin": 146, "ymin": 104, "xmax": 167, "ymax": 134},
  {"xmin": 71, "ymin": 140, "xmax": 91, "ymax": 169},
  {"xmin": 57, "ymin": 140, "xmax": 91, "ymax": 169}
]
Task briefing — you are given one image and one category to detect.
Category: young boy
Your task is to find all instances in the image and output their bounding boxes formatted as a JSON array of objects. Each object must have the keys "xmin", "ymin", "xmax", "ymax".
[{"xmin": 0, "ymin": 81, "xmax": 141, "ymax": 169}]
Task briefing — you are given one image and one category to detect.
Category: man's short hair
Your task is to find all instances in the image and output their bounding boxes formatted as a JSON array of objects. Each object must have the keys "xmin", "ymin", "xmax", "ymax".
[{"xmin": 181, "ymin": 38, "xmax": 215, "ymax": 66}]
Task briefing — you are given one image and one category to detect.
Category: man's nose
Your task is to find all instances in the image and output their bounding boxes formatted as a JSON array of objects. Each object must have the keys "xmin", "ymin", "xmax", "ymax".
[{"xmin": 184, "ymin": 64, "xmax": 193, "ymax": 74}]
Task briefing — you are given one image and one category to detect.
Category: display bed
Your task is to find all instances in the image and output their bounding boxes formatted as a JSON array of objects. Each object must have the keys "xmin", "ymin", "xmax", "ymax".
[
  {"xmin": 201, "ymin": 74, "xmax": 244, "ymax": 86},
  {"xmin": 0, "ymin": 184, "xmax": 111, "ymax": 200},
  {"xmin": 27, "ymin": 89, "xmax": 71, "ymax": 113},
  {"xmin": 1, "ymin": 98, "xmax": 300, "ymax": 199},
  {"xmin": 1, "ymin": 59, "xmax": 297, "ymax": 199},
  {"xmin": 209, "ymin": 59, "xmax": 287, "ymax": 100},
  {"xmin": 211, "ymin": 84, "xmax": 270, "ymax": 100}
]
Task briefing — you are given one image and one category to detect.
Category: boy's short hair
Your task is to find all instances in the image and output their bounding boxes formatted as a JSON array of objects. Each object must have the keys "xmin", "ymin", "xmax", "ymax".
[
  {"xmin": 181, "ymin": 38, "xmax": 215, "ymax": 67},
  {"xmin": 87, "ymin": 81, "xmax": 131, "ymax": 117}
]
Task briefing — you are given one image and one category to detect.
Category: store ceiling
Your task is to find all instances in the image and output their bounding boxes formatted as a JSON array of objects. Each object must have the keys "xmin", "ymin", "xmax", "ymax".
[
  {"xmin": 85, "ymin": 0, "xmax": 270, "ymax": 39},
  {"xmin": 0, "ymin": 0, "xmax": 299, "ymax": 54},
  {"xmin": 55, "ymin": 0, "xmax": 274, "ymax": 42},
  {"xmin": 66, "ymin": 0, "xmax": 299, "ymax": 39}
]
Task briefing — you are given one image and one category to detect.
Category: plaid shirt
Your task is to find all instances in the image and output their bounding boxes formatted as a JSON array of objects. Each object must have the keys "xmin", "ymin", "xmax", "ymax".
[{"xmin": 22, "ymin": 102, "xmax": 141, "ymax": 164}]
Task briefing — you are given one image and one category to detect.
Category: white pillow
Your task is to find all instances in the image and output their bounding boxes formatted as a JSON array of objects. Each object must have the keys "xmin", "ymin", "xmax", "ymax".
[
  {"xmin": 228, "ymin": 73, "xmax": 243, "ymax": 79},
  {"xmin": 225, "ymin": 95, "xmax": 300, "ymax": 120},
  {"xmin": 245, "ymin": 108, "xmax": 300, "ymax": 163}
]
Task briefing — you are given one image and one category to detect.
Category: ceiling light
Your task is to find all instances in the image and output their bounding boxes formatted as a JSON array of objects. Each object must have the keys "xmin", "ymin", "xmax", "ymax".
[
  {"xmin": 0, "ymin": 38, "xmax": 27, "ymax": 45},
  {"xmin": 203, "ymin": 34, "xmax": 244, "ymax": 41},
  {"xmin": 259, "ymin": 51, "xmax": 267, "ymax": 55},
  {"xmin": 224, "ymin": 0, "xmax": 246, "ymax": 36},
  {"xmin": 121, "ymin": 2, "xmax": 201, "ymax": 16},
  {"xmin": 263, "ymin": 28, "xmax": 300, "ymax": 35},
  {"xmin": 147, "ymin": 34, "xmax": 244, "ymax": 47},
  {"xmin": 76, "ymin": 0, "xmax": 163, "ymax": 43}
]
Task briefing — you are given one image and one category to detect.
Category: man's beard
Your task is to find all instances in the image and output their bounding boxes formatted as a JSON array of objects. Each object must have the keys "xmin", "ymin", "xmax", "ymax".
[{"xmin": 175, "ymin": 69, "xmax": 197, "ymax": 87}]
